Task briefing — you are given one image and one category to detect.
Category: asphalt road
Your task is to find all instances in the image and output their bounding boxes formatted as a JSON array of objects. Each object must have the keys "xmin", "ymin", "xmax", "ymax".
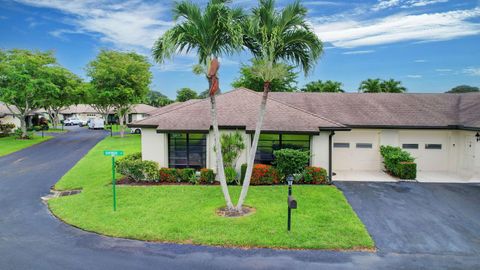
[{"xmin": 1, "ymin": 128, "xmax": 479, "ymax": 270}]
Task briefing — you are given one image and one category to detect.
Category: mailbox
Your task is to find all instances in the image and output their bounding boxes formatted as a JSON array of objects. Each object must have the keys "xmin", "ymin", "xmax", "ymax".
[{"xmin": 288, "ymin": 195, "xmax": 297, "ymax": 209}]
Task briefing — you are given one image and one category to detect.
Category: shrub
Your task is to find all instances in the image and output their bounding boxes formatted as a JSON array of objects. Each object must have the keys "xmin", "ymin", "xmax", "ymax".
[
  {"xmin": 159, "ymin": 168, "xmax": 177, "ymax": 183},
  {"xmin": 224, "ymin": 167, "xmax": 238, "ymax": 185},
  {"xmin": 273, "ymin": 148, "xmax": 310, "ymax": 178},
  {"xmin": 397, "ymin": 162, "xmax": 417, "ymax": 179},
  {"xmin": 302, "ymin": 166, "xmax": 328, "ymax": 184},
  {"xmin": 251, "ymin": 164, "xmax": 280, "ymax": 185},
  {"xmin": 380, "ymin": 146, "xmax": 416, "ymax": 179},
  {"xmin": 177, "ymin": 168, "xmax": 196, "ymax": 183},
  {"xmin": 0, "ymin": 122, "xmax": 15, "ymax": 137},
  {"xmin": 116, "ymin": 153, "xmax": 159, "ymax": 182},
  {"xmin": 220, "ymin": 131, "xmax": 245, "ymax": 168},
  {"xmin": 14, "ymin": 129, "xmax": 34, "ymax": 139},
  {"xmin": 199, "ymin": 168, "xmax": 215, "ymax": 184}
]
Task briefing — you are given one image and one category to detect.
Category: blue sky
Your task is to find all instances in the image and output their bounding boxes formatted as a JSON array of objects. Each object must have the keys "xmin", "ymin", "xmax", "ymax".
[{"xmin": 1, "ymin": 0, "xmax": 479, "ymax": 99}]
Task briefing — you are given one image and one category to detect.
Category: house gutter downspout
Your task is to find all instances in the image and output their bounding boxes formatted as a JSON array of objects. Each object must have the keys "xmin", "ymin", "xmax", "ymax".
[{"xmin": 328, "ymin": 131, "xmax": 335, "ymax": 184}]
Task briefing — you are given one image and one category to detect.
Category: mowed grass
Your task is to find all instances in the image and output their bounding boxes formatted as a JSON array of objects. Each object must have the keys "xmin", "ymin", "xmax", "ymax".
[
  {"xmin": 49, "ymin": 135, "xmax": 374, "ymax": 250},
  {"xmin": 0, "ymin": 135, "xmax": 52, "ymax": 157}
]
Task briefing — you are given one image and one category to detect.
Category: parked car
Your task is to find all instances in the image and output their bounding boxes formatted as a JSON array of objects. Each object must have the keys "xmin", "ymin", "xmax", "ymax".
[
  {"xmin": 64, "ymin": 117, "xmax": 82, "ymax": 126},
  {"xmin": 88, "ymin": 118, "xmax": 105, "ymax": 130},
  {"xmin": 130, "ymin": 127, "xmax": 142, "ymax": 134}
]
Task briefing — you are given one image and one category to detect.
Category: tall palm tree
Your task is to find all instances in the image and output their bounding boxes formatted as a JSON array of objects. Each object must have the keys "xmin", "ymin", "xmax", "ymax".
[
  {"xmin": 152, "ymin": 0, "xmax": 244, "ymax": 210},
  {"xmin": 358, "ymin": 78, "xmax": 382, "ymax": 93},
  {"xmin": 236, "ymin": 0, "xmax": 323, "ymax": 211},
  {"xmin": 381, "ymin": 79, "xmax": 407, "ymax": 93}
]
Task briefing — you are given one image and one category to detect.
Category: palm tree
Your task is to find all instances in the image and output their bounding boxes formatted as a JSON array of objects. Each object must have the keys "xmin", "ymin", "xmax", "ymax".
[
  {"xmin": 152, "ymin": 0, "xmax": 244, "ymax": 210},
  {"xmin": 359, "ymin": 78, "xmax": 382, "ymax": 93},
  {"xmin": 381, "ymin": 79, "xmax": 407, "ymax": 93},
  {"xmin": 302, "ymin": 80, "xmax": 344, "ymax": 92},
  {"xmin": 236, "ymin": 0, "xmax": 323, "ymax": 211}
]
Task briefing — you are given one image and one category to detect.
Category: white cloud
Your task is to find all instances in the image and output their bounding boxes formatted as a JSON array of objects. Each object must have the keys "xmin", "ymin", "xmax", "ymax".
[
  {"xmin": 372, "ymin": 0, "xmax": 448, "ymax": 11},
  {"xmin": 414, "ymin": 59, "xmax": 427, "ymax": 63},
  {"xmin": 313, "ymin": 8, "xmax": 480, "ymax": 48},
  {"xmin": 342, "ymin": 50, "xmax": 375, "ymax": 55},
  {"xmin": 435, "ymin": 68, "xmax": 452, "ymax": 72},
  {"xmin": 407, "ymin": 74, "xmax": 423, "ymax": 78},
  {"xmin": 15, "ymin": 0, "xmax": 172, "ymax": 51},
  {"xmin": 463, "ymin": 67, "xmax": 480, "ymax": 76}
]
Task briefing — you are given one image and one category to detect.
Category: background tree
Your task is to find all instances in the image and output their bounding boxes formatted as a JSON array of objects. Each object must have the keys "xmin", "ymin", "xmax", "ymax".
[
  {"xmin": 237, "ymin": 0, "xmax": 323, "ymax": 211},
  {"xmin": 86, "ymin": 50, "xmax": 152, "ymax": 138},
  {"xmin": 198, "ymin": 89, "xmax": 210, "ymax": 99},
  {"xmin": 446, "ymin": 85, "xmax": 479, "ymax": 93},
  {"xmin": 152, "ymin": 0, "xmax": 244, "ymax": 210},
  {"xmin": 358, "ymin": 78, "xmax": 382, "ymax": 93},
  {"xmin": 0, "ymin": 49, "xmax": 57, "ymax": 138},
  {"xmin": 380, "ymin": 79, "xmax": 406, "ymax": 93},
  {"xmin": 232, "ymin": 62, "xmax": 298, "ymax": 92},
  {"xmin": 176, "ymin": 88, "xmax": 198, "ymax": 102},
  {"xmin": 302, "ymin": 80, "xmax": 344, "ymax": 92},
  {"xmin": 81, "ymin": 82, "xmax": 113, "ymax": 125},
  {"xmin": 146, "ymin": 90, "xmax": 174, "ymax": 107},
  {"xmin": 44, "ymin": 66, "xmax": 82, "ymax": 128}
]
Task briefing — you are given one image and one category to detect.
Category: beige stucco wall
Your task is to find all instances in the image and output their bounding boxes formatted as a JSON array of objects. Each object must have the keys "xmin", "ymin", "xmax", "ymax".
[
  {"xmin": 141, "ymin": 128, "xmax": 168, "ymax": 167},
  {"xmin": 0, "ymin": 115, "xmax": 21, "ymax": 129},
  {"xmin": 140, "ymin": 127, "xmax": 479, "ymax": 179}
]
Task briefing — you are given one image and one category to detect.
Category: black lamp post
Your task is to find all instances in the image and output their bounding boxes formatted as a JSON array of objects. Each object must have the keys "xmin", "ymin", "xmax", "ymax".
[
  {"xmin": 476, "ymin": 132, "xmax": 480, "ymax": 142},
  {"xmin": 287, "ymin": 175, "xmax": 297, "ymax": 231}
]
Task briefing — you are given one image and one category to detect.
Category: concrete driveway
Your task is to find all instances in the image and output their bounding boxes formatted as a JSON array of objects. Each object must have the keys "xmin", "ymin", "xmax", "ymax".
[{"xmin": 1, "ymin": 128, "xmax": 480, "ymax": 270}]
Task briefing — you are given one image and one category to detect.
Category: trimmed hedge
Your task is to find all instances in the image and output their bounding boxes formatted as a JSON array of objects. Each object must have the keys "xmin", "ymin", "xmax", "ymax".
[
  {"xmin": 273, "ymin": 148, "xmax": 310, "ymax": 178},
  {"xmin": 199, "ymin": 168, "xmax": 215, "ymax": 184},
  {"xmin": 116, "ymin": 153, "xmax": 159, "ymax": 182},
  {"xmin": 301, "ymin": 166, "xmax": 328, "ymax": 184},
  {"xmin": 159, "ymin": 168, "xmax": 177, "ymax": 183},
  {"xmin": 380, "ymin": 146, "xmax": 417, "ymax": 179},
  {"xmin": 177, "ymin": 168, "xmax": 195, "ymax": 183},
  {"xmin": 251, "ymin": 164, "xmax": 280, "ymax": 185}
]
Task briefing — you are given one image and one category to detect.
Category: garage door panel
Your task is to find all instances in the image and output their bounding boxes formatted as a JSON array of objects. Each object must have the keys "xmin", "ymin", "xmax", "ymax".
[
  {"xmin": 399, "ymin": 131, "xmax": 449, "ymax": 171},
  {"xmin": 333, "ymin": 130, "xmax": 381, "ymax": 171}
]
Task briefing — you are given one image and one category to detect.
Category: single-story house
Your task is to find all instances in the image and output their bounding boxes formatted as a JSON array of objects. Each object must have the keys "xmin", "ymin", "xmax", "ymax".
[
  {"xmin": 60, "ymin": 104, "xmax": 158, "ymax": 123},
  {"xmin": 129, "ymin": 88, "xmax": 480, "ymax": 182},
  {"xmin": 0, "ymin": 102, "xmax": 21, "ymax": 128}
]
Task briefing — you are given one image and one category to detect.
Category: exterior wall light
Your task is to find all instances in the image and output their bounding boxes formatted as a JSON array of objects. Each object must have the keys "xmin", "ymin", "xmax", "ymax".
[{"xmin": 476, "ymin": 132, "xmax": 480, "ymax": 142}]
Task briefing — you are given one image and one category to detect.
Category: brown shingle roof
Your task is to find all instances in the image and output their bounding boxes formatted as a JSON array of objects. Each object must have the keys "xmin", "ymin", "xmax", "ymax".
[
  {"xmin": 270, "ymin": 92, "xmax": 480, "ymax": 129},
  {"xmin": 131, "ymin": 89, "xmax": 480, "ymax": 131},
  {"xmin": 131, "ymin": 88, "xmax": 344, "ymax": 133},
  {"xmin": 130, "ymin": 104, "xmax": 158, "ymax": 114}
]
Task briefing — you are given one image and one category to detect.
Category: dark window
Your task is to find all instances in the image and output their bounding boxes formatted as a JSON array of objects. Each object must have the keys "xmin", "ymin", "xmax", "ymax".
[
  {"xmin": 334, "ymin": 143, "xmax": 350, "ymax": 148},
  {"xmin": 168, "ymin": 133, "xmax": 206, "ymax": 169},
  {"xmin": 402, "ymin": 144, "xmax": 419, "ymax": 149},
  {"xmin": 425, "ymin": 144, "xmax": 442, "ymax": 150},
  {"xmin": 356, "ymin": 143, "xmax": 373, "ymax": 149},
  {"xmin": 254, "ymin": 134, "xmax": 310, "ymax": 164}
]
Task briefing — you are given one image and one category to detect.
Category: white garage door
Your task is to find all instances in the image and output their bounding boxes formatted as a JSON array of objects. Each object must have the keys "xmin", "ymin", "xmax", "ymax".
[
  {"xmin": 398, "ymin": 131, "xmax": 449, "ymax": 171},
  {"xmin": 333, "ymin": 130, "xmax": 381, "ymax": 171}
]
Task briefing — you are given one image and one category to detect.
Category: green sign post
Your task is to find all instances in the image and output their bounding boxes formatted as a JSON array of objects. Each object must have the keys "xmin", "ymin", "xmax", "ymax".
[{"xmin": 104, "ymin": 150, "xmax": 124, "ymax": 211}]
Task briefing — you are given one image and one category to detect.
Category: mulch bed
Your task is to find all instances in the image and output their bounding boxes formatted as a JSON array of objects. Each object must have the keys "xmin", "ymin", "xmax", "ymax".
[
  {"xmin": 116, "ymin": 177, "xmax": 219, "ymax": 186},
  {"xmin": 216, "ymin": 206, "xmax": 256, "ymax": 218}
]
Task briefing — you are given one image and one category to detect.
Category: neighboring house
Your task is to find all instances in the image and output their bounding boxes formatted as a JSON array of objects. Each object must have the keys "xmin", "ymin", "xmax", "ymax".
[
  {"xmin": 60, "ymin": 104, "xmax": 158, "ymax": 123},
  {"xmin": 0, "ymin": 102, "xmax": 21, "ymax": 128},
  {"xmin": 129, "ymin": 88, "xmax": 480, "ymax": 182}
]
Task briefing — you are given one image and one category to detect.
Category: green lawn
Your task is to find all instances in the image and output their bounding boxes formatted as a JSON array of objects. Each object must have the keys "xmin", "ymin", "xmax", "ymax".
[
  {"xmin": 0, "ymin": 135, "xmax": 53, "ymax": 157},
  {"xmin": 50, "ymin": 135, "xmax": 374, "ymax": 250}
]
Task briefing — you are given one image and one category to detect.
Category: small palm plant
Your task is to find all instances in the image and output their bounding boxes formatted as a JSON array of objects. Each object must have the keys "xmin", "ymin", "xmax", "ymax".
[
  {"xmin": 236, "ymin": 0, "xmax": 323, "ymax": 211},
  {"xmin": 152, "ymin": 0, "xmax": 244, "ymax": 210}
]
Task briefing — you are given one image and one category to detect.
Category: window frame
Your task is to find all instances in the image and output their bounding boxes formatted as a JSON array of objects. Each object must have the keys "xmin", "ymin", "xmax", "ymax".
[
  {"xmin": 168, "ymin": 133, "xmax": 207, "ymax": 169},
  {"xmin": 356, "ymin": 143, "xmax": 373, "ymax": 149},
  {"xmin": 333, "ymin": 142, "xmax": 350, "ymax": 148},
  {"xmin": 425, "ymin": 144, "xmax": 442, "ymax": 150},
  {"xmin": 402, "ymin": 143, "xmax": 419, "ymax": 149},
  {"xmin": 253, "ymin": 133, "xmax": 311, "ymax": 165}
]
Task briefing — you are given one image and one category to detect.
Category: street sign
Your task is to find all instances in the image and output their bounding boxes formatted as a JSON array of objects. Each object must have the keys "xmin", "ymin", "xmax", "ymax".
[
  {"xmin": 104, "ymin": 150, "xmax": 124, "ymax": 157},
  {"xmin": 104, "ymin": 150, "xmax": 124, "ymax": 211}
]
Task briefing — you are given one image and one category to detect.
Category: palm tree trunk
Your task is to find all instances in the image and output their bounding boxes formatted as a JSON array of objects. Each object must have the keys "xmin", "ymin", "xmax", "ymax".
[
  {"xmin": 210, "ymin": 93, "xmax": 234, "ymax": 210},
  {"xmin": 236, "ymin": 82, "xmax": 270, "ymax": 211}
]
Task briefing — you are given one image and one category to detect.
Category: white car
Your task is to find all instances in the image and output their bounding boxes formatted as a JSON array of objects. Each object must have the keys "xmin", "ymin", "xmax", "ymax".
[
  {"xmin": 88, "ymin": 118, "xmax": 105, "ymax": 130},
  {"xmin": 64, "ymin": 117, "xmax": 82, "ymax": 126}
]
